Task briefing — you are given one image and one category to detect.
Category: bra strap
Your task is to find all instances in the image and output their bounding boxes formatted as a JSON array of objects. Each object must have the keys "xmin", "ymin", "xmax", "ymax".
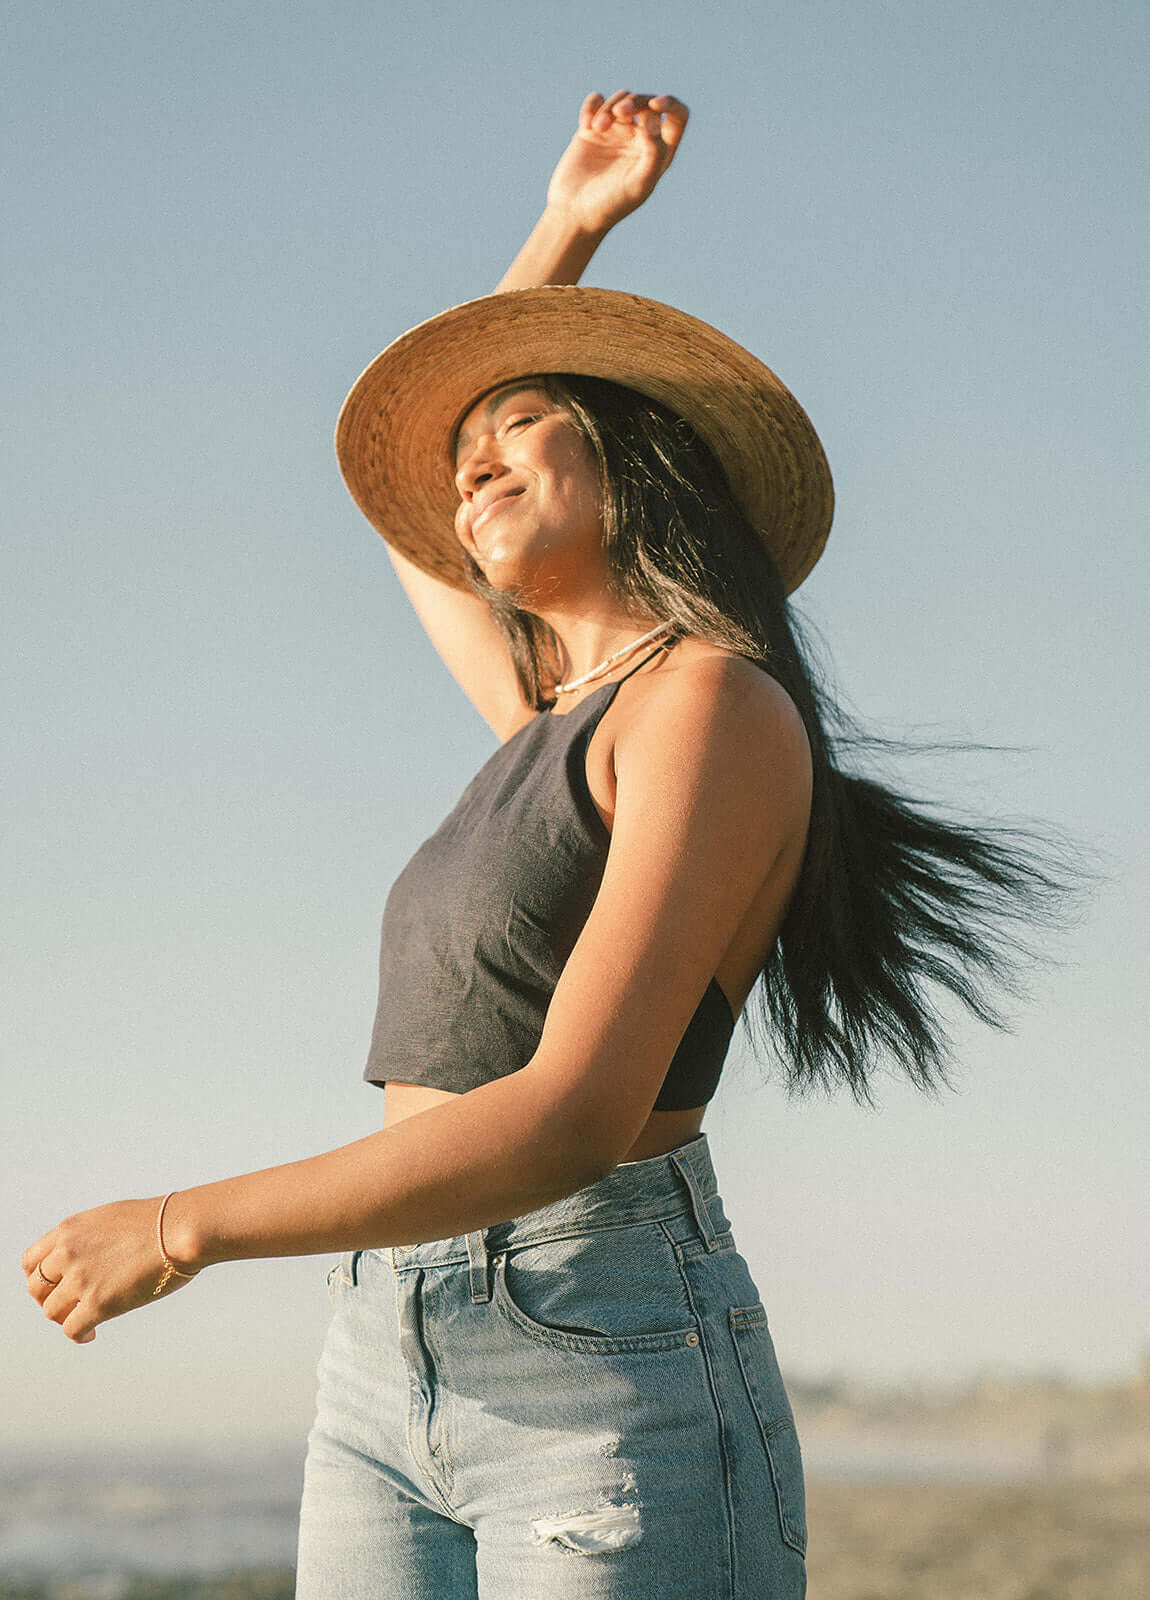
[{"xmin": 612, "ymin": 634, "xmax": 679, "ymax": 686}]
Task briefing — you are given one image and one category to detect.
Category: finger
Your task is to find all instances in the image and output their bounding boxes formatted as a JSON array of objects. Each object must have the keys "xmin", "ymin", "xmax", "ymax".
[
  {"xmin": 649, "ymin": 95, "xmax": 691, "ymax": 152},
  {"xmin": 28, "ymin": 1255, "xmax": 63, "ymax": 1304},
  {"xmin": 629, "ymin": 112, "xmax": 665, "ymax": 187},
  {"xmin": 632, "ymin": 108, "xmax": 664, "ymax": 173},
  {"xmin": 42, "ymin": 1282, "xmax": 81, "ymax": 1327},
  {"xmin": 21, "ymin": 1236, "xmax": 52, "ymax": 1274},
  {"xmin": 29, "ymin": 1272, "xmax": 54, "ymax": 1307},
  {"xmin": 578, "ymin": 92, "xmax": 604, "ymax": 131},
  {"xmin": 62, "ymin": 1304, "xmax": 98, "ymax": 1344},
  {"xmin": 637, "ymin": 107, "xmax": 662, "ymax": 142},
  {"xmin": 593, "ymin": 89, "xmax": 630, "ymax": 130}
]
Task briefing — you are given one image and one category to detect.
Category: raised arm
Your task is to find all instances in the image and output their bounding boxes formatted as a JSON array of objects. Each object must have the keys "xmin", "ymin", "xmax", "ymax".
[
  {"xmin": 495, "ymin": 91, "xmax": 690, "ymax": 292},
  {"xmin": 387, "ymin": 92, "xmax": 690, "ymax": 741}
]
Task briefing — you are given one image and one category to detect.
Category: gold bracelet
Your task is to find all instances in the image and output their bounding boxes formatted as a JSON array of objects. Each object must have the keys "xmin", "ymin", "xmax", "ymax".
[{"xmin": 152, "ymin": 1190, "xmax": 201, "ymax": 1297}]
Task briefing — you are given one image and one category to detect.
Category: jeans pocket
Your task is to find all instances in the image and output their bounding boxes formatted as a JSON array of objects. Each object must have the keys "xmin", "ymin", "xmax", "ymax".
[
  {"xmin": 729, "ymin": 1304, "xmax": 807, "ymax": 1557},
  {"xmin": 492, "ymin": 1227, "xmax": 700, "ymax": 1355}
]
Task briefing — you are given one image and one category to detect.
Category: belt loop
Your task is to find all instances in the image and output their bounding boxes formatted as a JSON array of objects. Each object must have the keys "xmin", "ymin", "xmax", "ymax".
[
  {"xmin": 466, "ymin": 1229, "xmax": 490, "ymax": 1303},
  {"xmin": 670, "ymin": 1149, "xmax": 720, "ymax": 1251}
]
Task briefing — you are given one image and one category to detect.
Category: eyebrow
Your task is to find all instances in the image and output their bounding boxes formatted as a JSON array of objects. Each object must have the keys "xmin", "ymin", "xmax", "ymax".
[{"xmin": 453, "ymin": 381, "xmax": 549, "ymax": 464}]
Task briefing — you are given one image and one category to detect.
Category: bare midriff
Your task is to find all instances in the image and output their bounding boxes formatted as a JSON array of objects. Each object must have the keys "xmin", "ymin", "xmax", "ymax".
[{"xmin": 381, "ymin": 1079, "xmax": 708, "ymax": 1165}]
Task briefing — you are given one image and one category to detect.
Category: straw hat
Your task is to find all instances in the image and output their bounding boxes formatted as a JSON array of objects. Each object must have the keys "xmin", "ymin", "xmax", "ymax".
[{"xmin": 335, "ymin": 286, "xmax": 833, "ymax": 595}]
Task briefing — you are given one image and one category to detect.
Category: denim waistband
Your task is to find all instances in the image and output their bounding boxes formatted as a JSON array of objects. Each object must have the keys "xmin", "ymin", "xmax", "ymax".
[{"xmin": 384, "ymin": 1132, "xmax": 725, "ymax": 1299}]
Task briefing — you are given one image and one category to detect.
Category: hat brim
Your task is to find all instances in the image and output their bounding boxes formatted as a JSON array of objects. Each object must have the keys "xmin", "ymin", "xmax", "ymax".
[{"xmin": 335, "ymin": 286, "xmax": 833, "ymax": 595}]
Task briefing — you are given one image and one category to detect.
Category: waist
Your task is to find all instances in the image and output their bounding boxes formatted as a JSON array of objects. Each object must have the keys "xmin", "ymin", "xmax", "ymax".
[{"xmin": 385, "ymin": 1132, "xmax": 726, "ymax": 1272}]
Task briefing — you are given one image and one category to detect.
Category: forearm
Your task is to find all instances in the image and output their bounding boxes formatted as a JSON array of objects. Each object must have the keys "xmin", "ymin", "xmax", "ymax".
[
  {"xmin": 495, "ymin": 205, "xmax": 607, "ymax": 292},
  {"xmin": 164, "ymin": 1065, "xmax": 606, "ymax": 1269}
]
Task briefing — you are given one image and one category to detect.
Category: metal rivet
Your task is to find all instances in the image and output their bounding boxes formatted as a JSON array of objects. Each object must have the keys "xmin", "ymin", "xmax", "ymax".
[{"xmin": 685, "ymin": 1331, "xmax": 700, "ymax": 1346}]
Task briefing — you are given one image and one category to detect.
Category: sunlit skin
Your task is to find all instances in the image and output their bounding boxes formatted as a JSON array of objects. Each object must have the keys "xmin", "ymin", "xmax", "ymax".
[
  {"xmin": 454, "ymin": 385, "xmax": 603, "ymax": 594},
  {"xmin": 452, "ymin": 381, "xmax": 664, "ymax": 679}
]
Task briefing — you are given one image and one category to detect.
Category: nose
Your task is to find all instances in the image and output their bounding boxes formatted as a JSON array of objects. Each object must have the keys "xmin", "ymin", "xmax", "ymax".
[{"xmin": 454, "ymin": 432, "xmax": 506, "ymax": 501}]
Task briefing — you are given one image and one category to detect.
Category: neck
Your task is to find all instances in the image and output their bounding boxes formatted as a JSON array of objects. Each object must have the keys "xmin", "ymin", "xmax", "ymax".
[
  {"xmin": 555, "ymin": 622, "xmax": 675, "ymax": 695},
  {"xmin": 540, "ymin": 603, "xmax": 668, "ymax": 689}
]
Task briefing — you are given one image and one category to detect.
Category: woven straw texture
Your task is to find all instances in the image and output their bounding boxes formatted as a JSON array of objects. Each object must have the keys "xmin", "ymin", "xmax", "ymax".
[{"xmin": 336, "ymin": 286, "xmax": 834, "ymax": 595}]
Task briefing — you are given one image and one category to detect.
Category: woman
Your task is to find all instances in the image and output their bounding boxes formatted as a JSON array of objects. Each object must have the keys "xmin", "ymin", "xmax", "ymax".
[{"xmin": 23, "ymin": 93, "xmax": 1066, "ymax": 1596}]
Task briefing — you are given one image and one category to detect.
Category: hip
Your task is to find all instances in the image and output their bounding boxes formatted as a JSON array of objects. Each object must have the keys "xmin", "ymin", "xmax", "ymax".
[{"xmin": 313, "ymin": 1132, "xmax": 808, "ymax": 1583}]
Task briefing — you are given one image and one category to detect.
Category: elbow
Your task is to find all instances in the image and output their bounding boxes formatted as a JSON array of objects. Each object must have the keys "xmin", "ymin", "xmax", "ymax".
[
  {"xmin": 514, "ymin": 1058, "xmax": 632, "ymax": 1196},
  {"xmin": 522, "ymin": 1097, "xmax": 618, "ymax": 1197},
  {"xmin": 553, "ymin": 1126, "xmax": 618, "ymax": 1193},
  {"xmin": 554, "ymin": 1119, "xmax": 633, "ymax": 1194}
]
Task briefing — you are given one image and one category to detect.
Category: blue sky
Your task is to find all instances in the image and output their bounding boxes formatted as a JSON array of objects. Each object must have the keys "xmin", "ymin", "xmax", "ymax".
[{"xmin": 4, "ymin": 1, "xmax": 1147, "ymax": 1447}]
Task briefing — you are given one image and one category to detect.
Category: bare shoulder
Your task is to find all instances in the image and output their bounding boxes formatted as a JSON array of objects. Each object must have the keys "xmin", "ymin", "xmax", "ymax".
[
  {"xmin": 596, "ymin": 644, "xmax": 813, "ymax": 972},
  {"xmin": 614, "ymin": 645, "xmax": 811, "ymax": 784}
]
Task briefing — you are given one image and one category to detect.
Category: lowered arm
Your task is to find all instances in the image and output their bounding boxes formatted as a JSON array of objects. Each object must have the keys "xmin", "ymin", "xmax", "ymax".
[
  {"xmin": 23, "ymin": 1060, "xmax": 611, "ymax": 1343},
  {"xmin": 23, "ymin": 656, "xmax": 805, "ymax": 1342},
  {"xmin": 175, "ymin": 655, "xmax": 808, "ymax": 1268},
  {"xmin": 165, "ymin": 1060, "xmax": 609, "ymax": 1267}
]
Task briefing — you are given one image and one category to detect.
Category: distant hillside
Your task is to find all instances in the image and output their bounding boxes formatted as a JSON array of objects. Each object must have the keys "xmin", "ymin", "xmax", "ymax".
[{"xmin": 792, "ymin": 1362, "xmax": 1150, "ymax": 1481}]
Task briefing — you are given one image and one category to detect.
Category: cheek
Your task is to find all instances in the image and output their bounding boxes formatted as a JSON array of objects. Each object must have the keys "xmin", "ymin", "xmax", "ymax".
[
  {"xmin": 565, "ymin": 469, "xmax": 603, "ymax": 533},
  {"xmin": 565, "ymin": 449, "xmax": 602, "ymax": 525}
]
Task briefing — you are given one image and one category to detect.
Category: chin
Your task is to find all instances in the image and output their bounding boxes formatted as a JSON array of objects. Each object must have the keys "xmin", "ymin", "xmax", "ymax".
[{"xmin": 474, "ymin": 550, "xmax": 562, "ymax": 609}]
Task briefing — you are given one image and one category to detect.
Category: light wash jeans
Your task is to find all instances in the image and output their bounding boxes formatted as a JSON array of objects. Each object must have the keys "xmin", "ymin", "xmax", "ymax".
[{"xmin": 296, "ymin": 1132, "xmax": 807, "ymax": 1597}]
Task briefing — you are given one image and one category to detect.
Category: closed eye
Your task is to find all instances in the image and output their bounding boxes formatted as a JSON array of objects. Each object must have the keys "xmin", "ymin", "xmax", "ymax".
[{"xmin": 504, "ymin": 414, "xmax": 540, "ymax": 432}]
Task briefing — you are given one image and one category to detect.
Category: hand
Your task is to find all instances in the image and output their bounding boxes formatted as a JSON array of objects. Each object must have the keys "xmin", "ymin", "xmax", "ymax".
[
  {"xmin": 546, "ymin": 91, "xmax": 690, "ymax": 236},
  {"xmin": 22, "ymin": 1196, "xmax": 199, "ymax": 1345}
]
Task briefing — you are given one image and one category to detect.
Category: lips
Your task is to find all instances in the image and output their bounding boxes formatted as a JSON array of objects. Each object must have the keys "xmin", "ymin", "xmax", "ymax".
[{"xmin": 472, "ymin": 487, "xmax": 524, "ymax": 532}]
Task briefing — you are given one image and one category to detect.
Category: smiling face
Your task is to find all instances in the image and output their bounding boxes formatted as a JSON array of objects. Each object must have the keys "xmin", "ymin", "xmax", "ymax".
[{"xmin": 452, "ymin": 381, "xmax": 605, "ymax": 602}]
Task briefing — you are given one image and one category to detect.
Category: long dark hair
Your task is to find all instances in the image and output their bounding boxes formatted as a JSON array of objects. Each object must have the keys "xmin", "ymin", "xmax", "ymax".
[{"xmin": 462, "ymin": 374, "xmax": 1078, "ymax": 1104}]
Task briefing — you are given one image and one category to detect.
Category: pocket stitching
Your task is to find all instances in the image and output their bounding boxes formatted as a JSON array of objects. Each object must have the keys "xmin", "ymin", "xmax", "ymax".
[
  {"xmin": 729, "ymin": 1305, "xmax": 807, "ymax": 1557},
  {"xmin": 492, "ymin": 1252, "xmax": 700, "ymax": 1355}
]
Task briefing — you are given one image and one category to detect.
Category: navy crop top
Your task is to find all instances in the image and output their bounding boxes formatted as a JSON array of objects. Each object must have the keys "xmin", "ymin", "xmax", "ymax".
[{"xmin": 363, "ymin": 658, "xmax": 737, "ymax": 1111}]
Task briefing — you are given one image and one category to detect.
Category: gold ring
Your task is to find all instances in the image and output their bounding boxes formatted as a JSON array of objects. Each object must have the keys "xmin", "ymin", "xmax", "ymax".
[{"xmin": 36, "ymin": 1261, "xmax": 61, "ymax": 1287}]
